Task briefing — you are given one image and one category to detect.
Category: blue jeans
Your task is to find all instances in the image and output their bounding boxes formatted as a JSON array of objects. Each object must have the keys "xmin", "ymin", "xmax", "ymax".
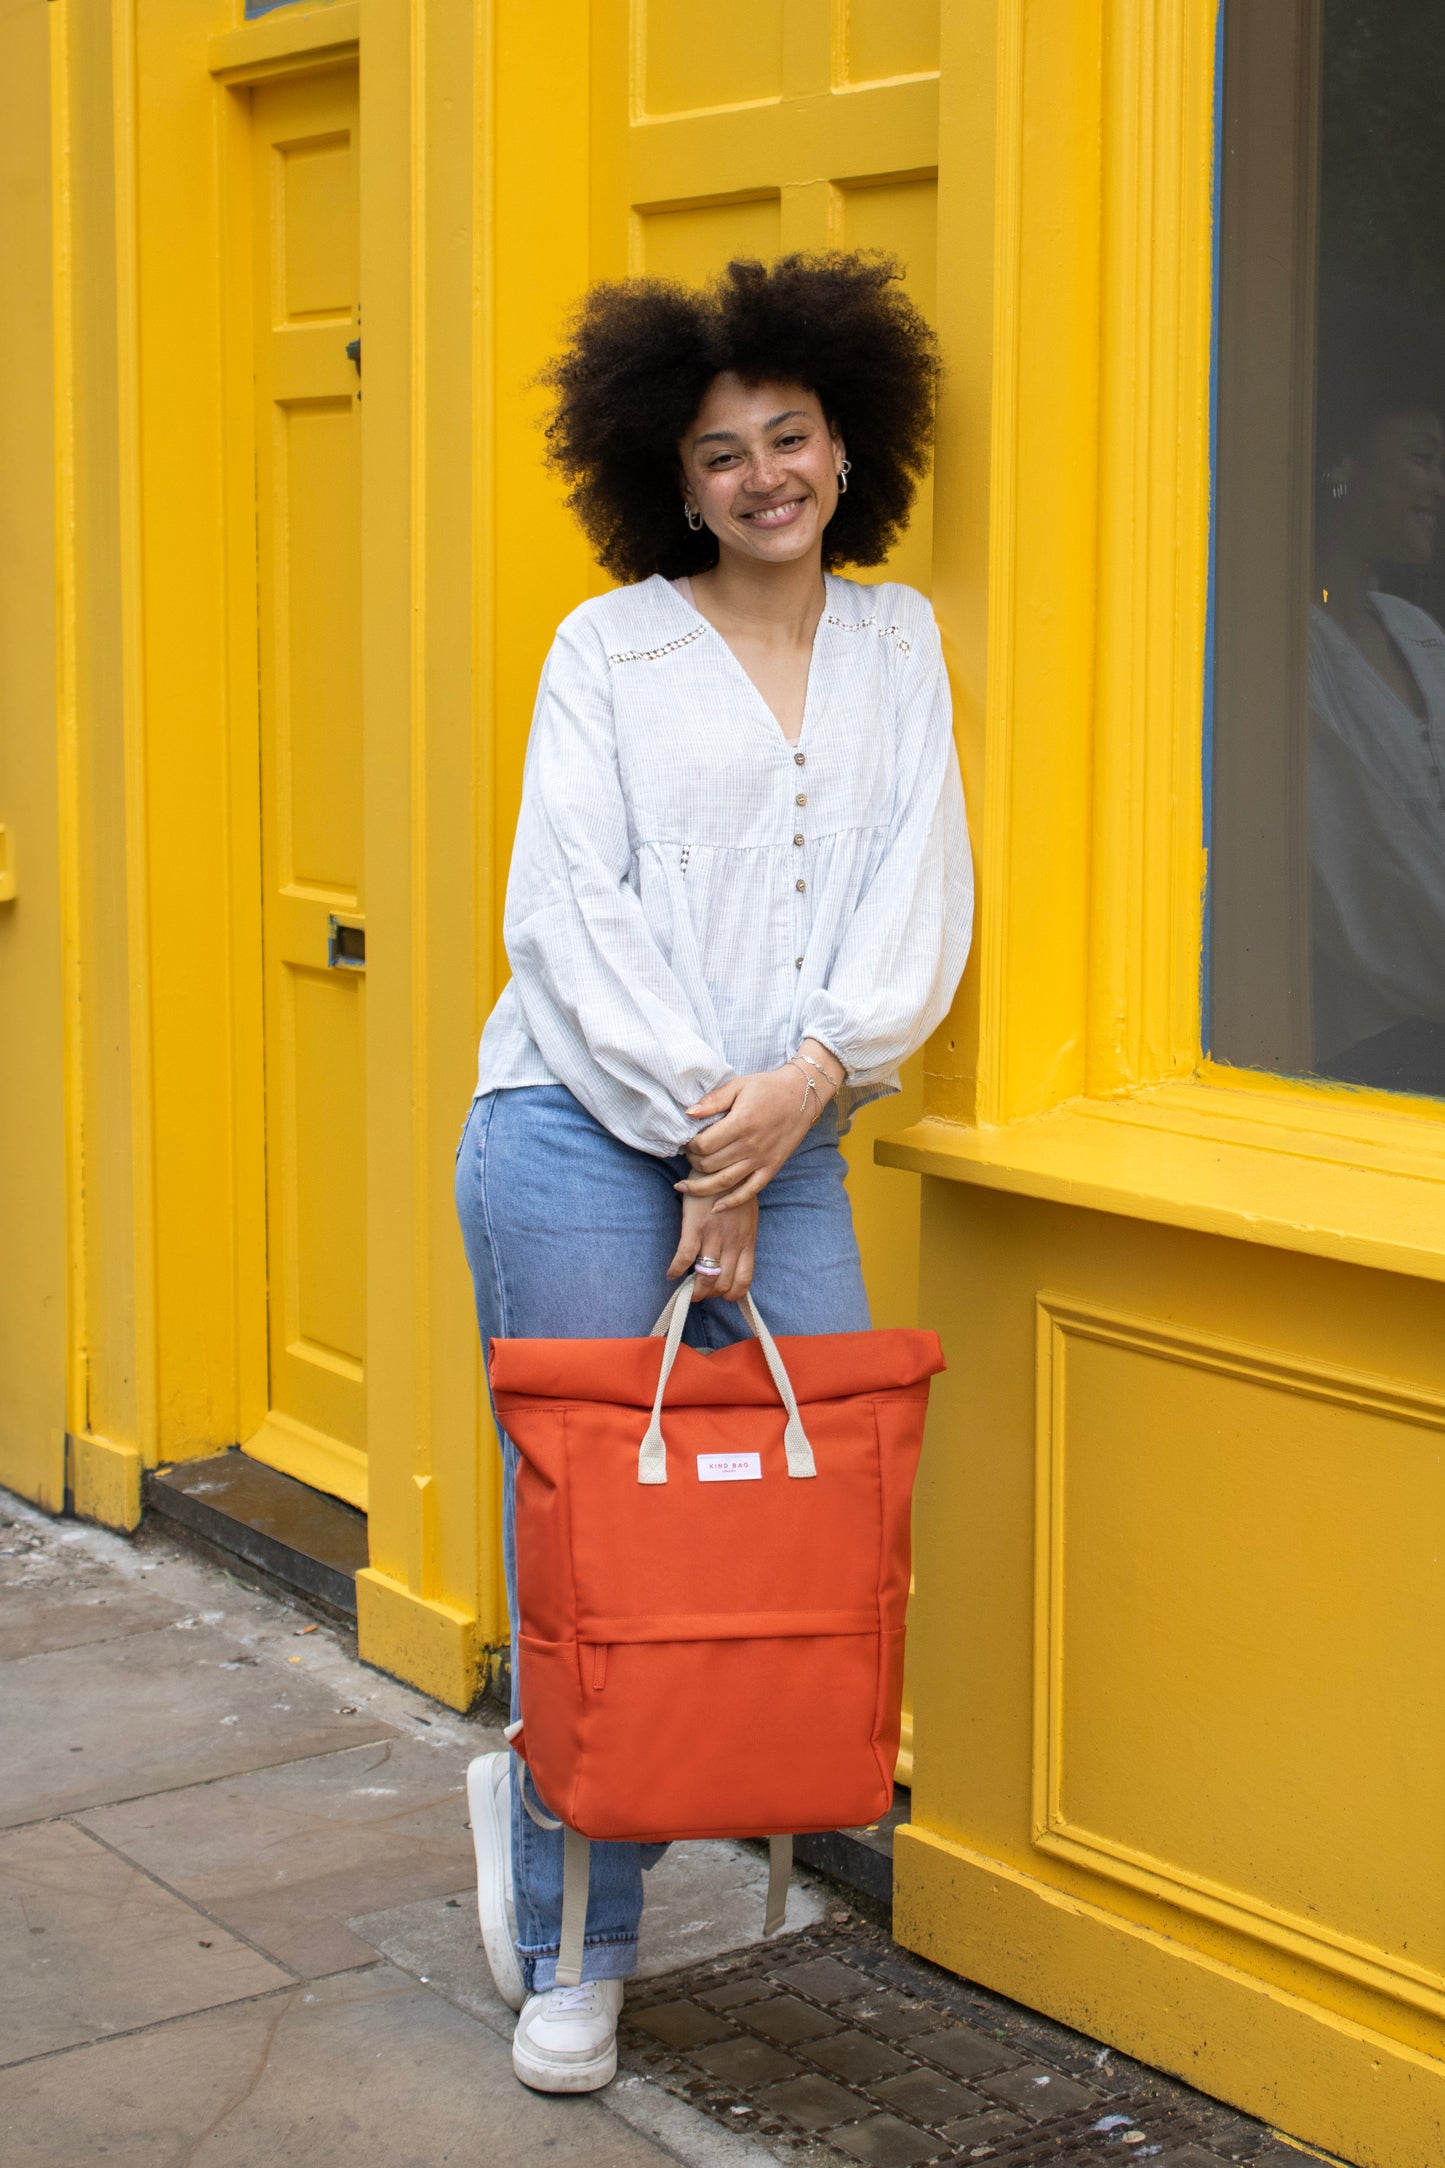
[{"xmin": 454, "ymin": 1082, "xmax": 869, "ymax": 1989}]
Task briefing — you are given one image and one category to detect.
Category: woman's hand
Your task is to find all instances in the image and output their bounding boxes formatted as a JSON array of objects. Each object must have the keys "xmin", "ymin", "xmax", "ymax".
[
  {"xmin": 677, "ymin": 1042, "xmax": 844, "ymax": 1211},
  {"xmin": 667, "ymin": 1190, "xmax": 757, "ymax": 1301}
]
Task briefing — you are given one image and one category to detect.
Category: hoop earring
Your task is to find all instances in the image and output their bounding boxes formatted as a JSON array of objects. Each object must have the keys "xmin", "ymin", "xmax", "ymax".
[
  {"xmin": 837, "ymin": 458, "xmax": 851, "ymax": 495},
  {"xmin": 683, "ymin": 502, "xmax": 704, "ymax": 531}
]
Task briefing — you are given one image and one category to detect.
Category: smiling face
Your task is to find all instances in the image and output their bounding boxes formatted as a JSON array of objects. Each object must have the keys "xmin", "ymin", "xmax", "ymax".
[
  {"xmin": 1332, "ymin": 410, "xmax": 1445, "ymax": 565},
  {"xmin": 678, "ymin": 374, "xmax": 845, "ymax": 569}
]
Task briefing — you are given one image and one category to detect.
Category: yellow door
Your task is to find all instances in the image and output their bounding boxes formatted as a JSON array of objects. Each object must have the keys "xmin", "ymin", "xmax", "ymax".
[
  {"xmin": 244, "ymin": 68, "xmax": 366, "ymax": 1511},
  {"xmin": 589, "ymin": 0, "xmax": 941, "ymax": 1355},
  {"xmin": 589, "ymin": 0, "xmax": 941, "ymax": 1772}
]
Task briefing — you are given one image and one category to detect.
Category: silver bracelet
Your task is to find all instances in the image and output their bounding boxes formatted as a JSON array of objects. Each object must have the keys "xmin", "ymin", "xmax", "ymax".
[
  {"xmin": 784, "ymin": 1059, "xmax": 823, "ymax": 1122},
  {"xmin": 790, "ymin": 1049, "xmax": 843, "ymax": 1095}
]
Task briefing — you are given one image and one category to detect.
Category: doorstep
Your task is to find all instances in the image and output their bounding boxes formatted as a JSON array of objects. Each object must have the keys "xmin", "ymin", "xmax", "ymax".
[
  {"xmin": 144, "ymin": 1449, "xmax": 367, "ymax": 1620},
  {"xmin": 794, "ymin": 1791, "xmax": 908, "ymax": 1907}
]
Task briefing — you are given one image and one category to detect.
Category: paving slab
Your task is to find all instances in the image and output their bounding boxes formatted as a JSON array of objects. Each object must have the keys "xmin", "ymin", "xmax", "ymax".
[
  {"xmin": 982, "ymin": 2059, "xmax": 1101, "ymax": 2120},
  {"xmin": 343, "ymin": 1834, "xmax": 829, "ymax": 2025},
  {"xmin": 903, "ymin": 2020, "xmax": 1018, "ymax": 2079},
  {"xmin": 639, "ymin": 1839, "xmax": 828, "ymax": 1970},
  {"xmin": 937, "ymin": 2104, "xmax": 1027, "ymax": 2146},
  {"xmin": 737, "ymin": 1992, "xmax": 845, "ymax": 2047},
  {"xmin": 0, "ymin": 1620, "xmax": 397, "ymax": 1827},
  {"xmin": 0, "ymin": 1962, "xmax": 676, "ymax": 2168},
  {"xmin": 807, "ymin": 2030, "xmax": 914, "ymax": 2085},
  {"xmin": 0, "ymin": 1819, "xmax": 288, "ymax": 2065},
  {"xmin": 754, "ymin": 2071, "xmax": 861, "ymax": 2130},
  {"xmin": 828, "ymin": 2112, "xmax": 940, "ymax": 2166},
  {"xmin": 831, "ymin": 1987, "xmax": 947, "ymax": 2040},
  {"xmin": 78, "ymin": 1734, "xmax": 478, "ymax": 1977},
  {"xmin": 870, "ymin": 2063, "xmax": 978, "ymax": 2125},
  {"xmin": 0, "ymin": 1586, "xmax": 188, "ymax": 1662}
]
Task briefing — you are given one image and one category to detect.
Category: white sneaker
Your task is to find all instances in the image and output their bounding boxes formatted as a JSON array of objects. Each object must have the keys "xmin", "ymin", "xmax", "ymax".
[
  {"xmin": 512, "ymin": 1978, "xmax": 625, "ymax": 2093},
  {"xmin": 466, "ymin": 1752, "xmax": 525, "ymax": 2012}
]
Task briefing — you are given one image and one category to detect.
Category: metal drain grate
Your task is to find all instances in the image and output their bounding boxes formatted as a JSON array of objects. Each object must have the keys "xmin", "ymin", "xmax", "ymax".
[{"xmin": 620, "ymin": 1923, "xmax": 1317, "ymax": 2168}]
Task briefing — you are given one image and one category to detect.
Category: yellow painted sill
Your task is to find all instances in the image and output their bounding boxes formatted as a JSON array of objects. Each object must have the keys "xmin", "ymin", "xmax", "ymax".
[{"xmin": 877, "ymin": 1067, "xmax": 1445, "ymax": 1285}]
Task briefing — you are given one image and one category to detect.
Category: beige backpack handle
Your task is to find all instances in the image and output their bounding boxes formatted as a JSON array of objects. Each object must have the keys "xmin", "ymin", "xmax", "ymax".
[{"xmin": 637, "ymin": 1275, "xmax": 815, "ymax": 1485}]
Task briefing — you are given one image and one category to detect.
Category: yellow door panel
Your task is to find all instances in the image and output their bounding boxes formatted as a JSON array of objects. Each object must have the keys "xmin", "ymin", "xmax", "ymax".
[
  {"xmin": 277, "ymin": 132, "xmax": 361, "ymax": 319},
  {"xmin": 641, "ymin": 0, "xmax": 785, "ymax": 115},
  {"xmin": 841, "ymin": 0, "xmax": 939, "ymax": 86},
  {"xmin": 249, "ymin": 66, "xmax": 365, "ymax": 1511},
  {"xmin": 840, "ymin": 172, "xmax": 937, "ymax": 323},
  {"xmin": 1041, "ymin": 1301, "xmax": 1445, "ymax": 2002},
  {"xmin": 838, "ymin": 172, "xmax": 937, "ymax": 597},
  {"xmin": 639, "ymin": 195, "xmax": 782, "ymax": 281},
  {"xmin": 276, "ymin": 401, "xmax": 363, "ymax": 886}
]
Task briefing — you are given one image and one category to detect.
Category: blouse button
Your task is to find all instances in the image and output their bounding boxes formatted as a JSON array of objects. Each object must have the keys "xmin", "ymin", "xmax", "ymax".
[
  {"xmin": 795, "ymin": 956, "xmax": 804, "ymax": 969},
  {"xmin": 795, "ymin": 793, "xmax": 807, "ymax": 807},
  {"xmin": 795, "ymin": 878, "xmax": 806, "ymax": 893},
  {"xmin": 794, "ymin": 752, "xmax": 805, "ymax": 766},
  {"xmin": 793, "ymin": 833, "xmax": 805, "ymax": 847}
]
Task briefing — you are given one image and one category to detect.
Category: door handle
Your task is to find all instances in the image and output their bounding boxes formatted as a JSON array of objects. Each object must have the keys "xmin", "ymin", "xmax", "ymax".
[{"xmin": 327, "ymin": 916, "xmax": 365, "ymax": 970}]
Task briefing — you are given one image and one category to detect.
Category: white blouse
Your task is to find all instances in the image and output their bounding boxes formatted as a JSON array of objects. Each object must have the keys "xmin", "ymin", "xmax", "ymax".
[
  {"xmin": 475, "ymin": 572, "xmax": 973, "ymax": 1157},
  {"xmin": 1310, "ymin": 595, "xmax": 1445, "ymax": 1062}
]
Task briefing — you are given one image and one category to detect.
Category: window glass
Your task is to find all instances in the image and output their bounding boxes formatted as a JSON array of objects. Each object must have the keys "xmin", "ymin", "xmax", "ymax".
[{"xmin": 1209, "ymin": 2, "xmax": 1445, "ymax": 1098}]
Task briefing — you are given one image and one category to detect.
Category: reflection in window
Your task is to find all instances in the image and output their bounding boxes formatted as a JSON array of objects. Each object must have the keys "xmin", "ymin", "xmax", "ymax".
[{"xmin": 1209, "ymin": 2, "xmax": 1445, "ymax": 1097}]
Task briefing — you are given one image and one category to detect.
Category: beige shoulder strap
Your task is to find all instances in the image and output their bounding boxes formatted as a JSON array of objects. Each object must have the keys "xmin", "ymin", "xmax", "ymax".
[{"xmin": 552, "ymin": 1825, "xmax": 792, "ymax": 1988}]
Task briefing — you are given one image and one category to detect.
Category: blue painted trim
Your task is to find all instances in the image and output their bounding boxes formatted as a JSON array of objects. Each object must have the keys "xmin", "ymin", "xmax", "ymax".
[
  {"xmin": 245, "ymin": 0, "xmax": 313, "ymax": 17},
  {"xmin": 1199, "ymin": 0, "xmax": 1226, "ymax": 1057}
]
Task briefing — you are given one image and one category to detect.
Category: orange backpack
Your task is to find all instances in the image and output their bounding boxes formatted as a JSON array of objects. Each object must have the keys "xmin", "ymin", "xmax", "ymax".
[{"xmin": 489, "ymin": 1274, "xmax": 944, "ymax": 1983}]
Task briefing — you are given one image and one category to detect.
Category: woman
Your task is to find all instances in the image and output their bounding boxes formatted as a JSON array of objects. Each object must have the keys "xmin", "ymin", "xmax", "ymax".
[
  {"xmin": 1311, "ymin": 298, "xmax": 1445, "ymax": 1090},
  {"xmin": 455, "ymin": 253, "xmax": 972, "ymax": 2093}
]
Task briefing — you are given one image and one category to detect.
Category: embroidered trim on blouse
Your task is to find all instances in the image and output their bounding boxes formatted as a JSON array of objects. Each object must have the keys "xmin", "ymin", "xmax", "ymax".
[
  {"xmin": 609, "ymin": 625, "xmax": 708, "ymax": 665},
  {"xmin": 825, "ymin": 613, "xmax": 911, "ymax": 655}
]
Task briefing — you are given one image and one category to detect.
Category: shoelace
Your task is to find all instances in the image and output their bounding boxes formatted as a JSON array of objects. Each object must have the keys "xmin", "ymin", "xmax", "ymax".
[{"xmin": 541, "ymin": 1985, "xmax": 603, "ymax": 2014}]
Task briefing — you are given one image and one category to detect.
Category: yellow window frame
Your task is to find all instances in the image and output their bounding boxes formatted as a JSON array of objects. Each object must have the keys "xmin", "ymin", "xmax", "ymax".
[{"xmin": 883, "ymin": 0, "xmax": 1445, "ymax": 1287}]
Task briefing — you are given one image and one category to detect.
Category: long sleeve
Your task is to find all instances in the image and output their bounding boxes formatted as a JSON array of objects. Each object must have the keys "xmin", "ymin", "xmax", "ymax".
[
  {"xmin": 799, "ymin": 616, "xmax": 973, "ymax": 1083},
  {"xmin": 503, "ymin": 618, "xmax": 734, "ymax": 1156},
  {"xmin": 1308, "ymin": 600, "xmax": 1445, "ymax": 1060}
]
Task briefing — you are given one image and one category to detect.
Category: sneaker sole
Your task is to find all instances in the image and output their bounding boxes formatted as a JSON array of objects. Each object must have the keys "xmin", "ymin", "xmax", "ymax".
[
  {"xmin": 466, "ymin": 1754, "xmax": 526, "ymax": 2013},
  {"xmin": 511, "ymin": 2035, "xmax": 618, "ymax": 2093}
]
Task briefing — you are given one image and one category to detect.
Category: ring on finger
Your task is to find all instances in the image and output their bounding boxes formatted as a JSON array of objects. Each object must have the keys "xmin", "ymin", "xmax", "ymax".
[{"xmin": 695, "ymin": 1254, "xmax": 722, "ymax": 1276}]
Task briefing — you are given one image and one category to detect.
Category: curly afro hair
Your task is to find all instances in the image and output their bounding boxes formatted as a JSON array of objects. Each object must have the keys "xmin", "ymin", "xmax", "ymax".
[{"xmin": 540, "ymin": 252, "xmax": 941, "ymax": 582}]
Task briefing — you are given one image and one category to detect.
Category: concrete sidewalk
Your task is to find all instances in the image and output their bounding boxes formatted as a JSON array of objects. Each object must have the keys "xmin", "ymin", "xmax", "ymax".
[
  {"xmin": 0, "ymin": 1491, "xmax": 1335, "ymax": 2168},
  {"xmin": 0, "ymin": 1489, "xmax": 819, "ymax": 2167}
]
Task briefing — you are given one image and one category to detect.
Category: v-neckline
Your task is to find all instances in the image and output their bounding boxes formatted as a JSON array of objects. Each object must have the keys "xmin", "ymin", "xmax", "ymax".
[
  {"xmin": 667, "ymin": 572, "xmax": 832, "ymax": 754},
  {"xmin": 1324, "ymin": 597, "xmax": 1433, "ymax": 731}
]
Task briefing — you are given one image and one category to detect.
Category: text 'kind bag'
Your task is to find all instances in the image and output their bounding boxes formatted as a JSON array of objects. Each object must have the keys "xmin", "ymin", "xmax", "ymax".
[{"xmin": 489, "ymin": 1275, "xmax": 944, "ymax": 1982}]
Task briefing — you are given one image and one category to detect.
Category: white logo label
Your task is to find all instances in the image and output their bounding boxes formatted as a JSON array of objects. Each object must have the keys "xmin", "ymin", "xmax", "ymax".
[{"xmin": 696, "ymin": 1452, "xmax": 762, "ymax": 1483}]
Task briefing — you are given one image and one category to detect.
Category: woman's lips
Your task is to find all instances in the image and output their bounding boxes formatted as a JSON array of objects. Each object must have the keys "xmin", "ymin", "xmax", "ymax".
[{"xmin": 741, "ymin": 498, "xmax": 805, "ymax": 528}]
